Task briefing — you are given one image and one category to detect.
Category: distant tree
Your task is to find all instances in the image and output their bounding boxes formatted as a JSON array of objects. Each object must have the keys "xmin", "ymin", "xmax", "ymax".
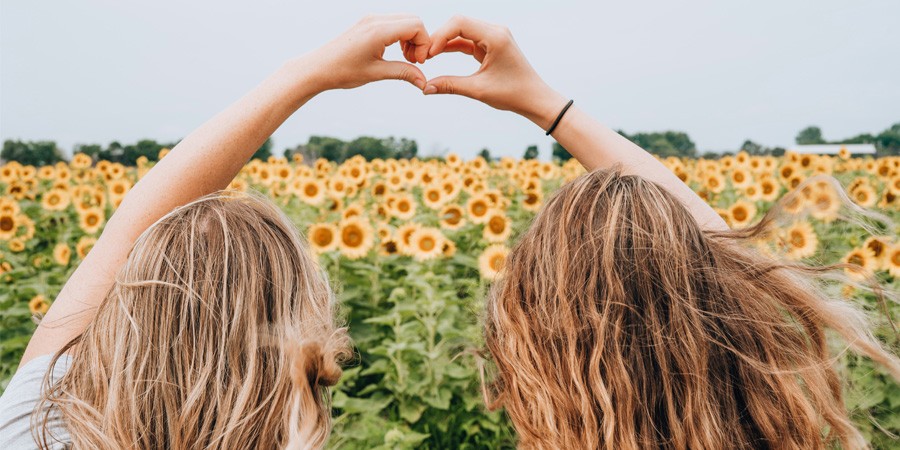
[
  {"xmin": 770, "ymin": 147, "xmax": 786, "ymax": 157},
  {"xmin": 306, "ymin": 136, "xmax": 348, "ymax": 162},
  {"xmin": 795, "ymin": 126, "xmax": 826, "ymax": 145},
  {"xmin": 620, "ymin": 130, "xmax": 696, "ymax": 158},
  {"xmin": 478, "ymin": 148, "xmax": 492, "ymax": 161},
  {"xmin": 740, "ymin": 140, "xmax": 765, "ymax": 155},
  {"xmin": 700, "ymin": 151, "xmax": 721, "ymax": 159},
  {"xmin": 874, "ymin": 122, "xmax": 900, "ymax": 156},
  {"xmin": 345, "ymin": 136, "xmax": 391, "ymax": 160},
  {"xmin": 388, "ymin": 137, "xmax": 418, "ymax": 160},
  {"xmin": 523, "ymin": 145, "xmax": 539, "ymax": 160},
  {"xmin": 252, "ymin": 137, "xmax": 273, "ymax": 160},
  {"xmin": 74, "ymin": 143, "xmax": 103, "ymax": 160},
  {"xmin": 1, "ymin": 140, "xmax": 67, "ymax": 166},
  {"xmin": 552, "ymin": 142, "xmax": 572, "ymax": 161}
]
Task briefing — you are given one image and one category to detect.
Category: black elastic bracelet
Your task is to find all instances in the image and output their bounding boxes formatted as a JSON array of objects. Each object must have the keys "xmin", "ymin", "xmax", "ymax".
[{"xmin": 545, "ymin": 99, "xmax": 574, "ymax": 136}]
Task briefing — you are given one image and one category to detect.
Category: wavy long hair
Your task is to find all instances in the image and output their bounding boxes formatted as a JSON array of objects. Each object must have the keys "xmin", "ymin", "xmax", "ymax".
[
  {"xmin": 484, "ymin": 167, "xmax": 900, "ymax": 449},
  {"xmin": 34, "ymin": 191, "xmax": 350, "ymax": 449}
]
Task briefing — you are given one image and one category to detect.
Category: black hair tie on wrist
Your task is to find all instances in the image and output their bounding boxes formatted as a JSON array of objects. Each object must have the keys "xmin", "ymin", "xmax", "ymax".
[{"xmin": 545, "ymin": 99, "xmax": 574, "ymax": 136}]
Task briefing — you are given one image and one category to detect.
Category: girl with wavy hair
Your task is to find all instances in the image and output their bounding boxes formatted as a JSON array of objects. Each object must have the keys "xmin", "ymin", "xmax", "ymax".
[
  {"xmin": 0, "ymin": 14, "xmax": 435, "ymax": 449},
  {"xmin": 422, "ymin": 15, "xmax": 900, "ymax": 450}
]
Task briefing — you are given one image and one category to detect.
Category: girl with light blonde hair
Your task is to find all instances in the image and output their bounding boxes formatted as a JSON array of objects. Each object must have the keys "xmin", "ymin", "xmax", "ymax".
[{"xmin": 0, "ymin": 14, "xmax": 435, "ymax": 449}]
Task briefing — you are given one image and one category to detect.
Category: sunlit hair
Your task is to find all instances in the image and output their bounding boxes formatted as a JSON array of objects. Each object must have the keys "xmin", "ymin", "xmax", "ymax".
[
  {"xmin": 483, "ymin": 167, "xmax": 900, "ymax": 449},
  {"xmin": 33, "ymin": 190, "xmax": 351, "ymax": 450}
]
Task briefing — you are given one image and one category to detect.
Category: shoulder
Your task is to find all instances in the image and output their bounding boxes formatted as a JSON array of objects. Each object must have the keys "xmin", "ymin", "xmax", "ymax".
[{"xmin": 0, "ymin": 354, "xmax": 72, "ymax": 449}]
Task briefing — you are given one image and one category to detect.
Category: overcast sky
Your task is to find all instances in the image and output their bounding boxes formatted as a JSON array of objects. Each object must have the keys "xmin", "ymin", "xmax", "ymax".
[{"xmin": 2, "ymin": 0, "xmax": 899, "ymax": 159}]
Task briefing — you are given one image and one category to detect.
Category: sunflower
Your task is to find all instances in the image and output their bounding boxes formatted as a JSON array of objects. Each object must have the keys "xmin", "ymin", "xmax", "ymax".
[
  {"xmin": 79, "ymin": 207, "xmax": 105, "ymax": 234},
  {"xmin": 483, "ymin": 211, "xmax": 511, "ymax": 243},
  {"xmin": 390, "ymin": 194, "xmax": 417, "ymax": 221},
  {"xmin": 52, "ymin": 242, "xmax": 71, "ymax": 266},
  {"xmin": 521, "ymin": 189, "xmax": 543, "ymax": 213},
  {"xmin": 442, "ymin": 240, "xmax": 457, "ymax": 258},
  {"xmin": 295, "ymin": 179, "xmax": 325, "ymax": 205},
  {"xmin": 842, "ymin": 247, "xmax": 876, "ymax": 281},
  {"xmin": 0, "ymin": 212, "xmax": 17, "ymax": 240},
  {"xmin": 466, "ymin": 194, "xmax": 493, "ymax": 224},
  {"xmin": 76, "ymin": 236, "xmax": 97, "ymax": 259},
  {"xmin": 338, "ymin": 217, "xmax": 374, "ymax": 260},
  {"xmin": 308, "ymin": 223, "xmax": 339, "ymax": 254},
  {"xmin": 759, "ymin": 178, "xmax": 780, "ymax": 202},
  {"xmin": 41, "ymin": 189, "xmax": 71, "ymax": 212},
  {"xmin": 838, "ymin": 146, "xmax": 851, "ymax": 160},
  {"xmin": 703, "ymin": 173, "xmax": 726, "ymax": 194},
  {"xmin": 395, "ymin": 223, "xmax": 421, "ymax": 256},
  {"xmin": 341, "ymin": 203, "xmax": 364, "ymax": 220},
  {"xmin": 809, "ymin": 187, "xmax": 840, "ymax": 222},
  {"xmin": 8, "ymin": 238, "xmax": 25, "ymax": 252},
  {"xmin": 0, "ymin": 197, "xmax": 20, "ymax": 215},
  {"xmin": 886, "ymin": 243, "xmax": 900, "ymax": 277},
  {"xmin": 741, "ymin": 183, "xmax": 762, "ymax": 201},
  {"xmin": 780, "ymin": 221, "xmax": 818, "ymax": 260},
  {"xmin": 409, "ymin": 227, "xmax": 445, "ymax": 262},
  {"xmin": 888, "ymin": 175, "xmax": 900, "ymax": 195},
  {"xmin": 862, "ymin": 236, "xmax": 890, "ymax": 266},
  {"xmin": 71, "ymin": 153, "xmax": 92, "ymax": 169},
  {"xmin": 422, "ymin": 185, "xmax": 446, "ymax": 210},
  {"xmin": 378, "ymin": 239, "xmax": 400, "ymax": 256},
  {"xmin": 439, "ymin": 205, "xmax": 466, "ymax": 230},
  {"xmin": 730, "ymin": 168, "xmax": 752, "ymax": 188},
  {"xmin": 728, "ymin": 200, "xmax": 757, "ymax": 228},
  {"xmin": 850, "ymin": 184, "xmax": 877, "ymax": 208},
  {"xmin": 478, "ymin": 244, "xmax": 509, "ymax": 281},
  {"xmin": 29, "ymin": 294, "xmax": 50, "ymax": 315}
]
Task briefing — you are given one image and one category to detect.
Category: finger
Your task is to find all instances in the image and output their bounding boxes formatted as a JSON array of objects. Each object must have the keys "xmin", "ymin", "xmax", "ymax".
[
  {"xmin": 403, "ymin": 41, "xmax": 418, "ymax": 63},
  {"xmin": 374, "ymin": 60, "xmax": 427, "ymax": 90},
  {"xmin": 440, "ymin": 37, "xmax": 488, "ymax": 63},
  {"xmin": 423, "ymin": 75, "xmax": 479, "ymax": 98},
  {"xmin": 379, "ymin": 18, "xmax": 431, "ymax": 63},
  {"xmin": 428, "ymin": 15, "xmax": 495, "ymax": 58}
]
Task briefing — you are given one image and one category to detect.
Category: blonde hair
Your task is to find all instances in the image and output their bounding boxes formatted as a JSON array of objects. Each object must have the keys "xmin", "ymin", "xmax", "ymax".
[
  {"xmin": 484, "ymin": 167, "xmax": 900, "ymax": 449},
  {"xmin": 34, "ymin": 190, "xmax": 350, "ymax": 449}
]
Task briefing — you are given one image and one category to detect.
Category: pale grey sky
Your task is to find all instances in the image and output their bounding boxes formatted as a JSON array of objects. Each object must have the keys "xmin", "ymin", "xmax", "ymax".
[{"xmin": 2, "ymin": 0, "xmax": 899, "ymax": 159}]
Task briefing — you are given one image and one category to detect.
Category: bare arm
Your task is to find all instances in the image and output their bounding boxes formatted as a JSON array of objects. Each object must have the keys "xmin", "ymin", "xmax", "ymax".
[
  {"xmin": 423, "ymin": 15, "xmax": 728, "ymax": 231},
  {"xmin": 21, "ymin": 14, "xmax": 433, "ymax": 365}
]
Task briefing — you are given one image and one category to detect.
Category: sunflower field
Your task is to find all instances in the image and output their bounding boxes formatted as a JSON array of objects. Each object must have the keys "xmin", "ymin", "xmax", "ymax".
[{"xmin": 1, "ymin": 149, "xmax": 899, "ymax": 448}]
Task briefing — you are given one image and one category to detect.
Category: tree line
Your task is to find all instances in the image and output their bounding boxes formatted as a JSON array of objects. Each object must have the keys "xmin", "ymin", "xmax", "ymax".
[{"xmin": 2, "ymin": 122, "xmax": 898, "ymax": 166}]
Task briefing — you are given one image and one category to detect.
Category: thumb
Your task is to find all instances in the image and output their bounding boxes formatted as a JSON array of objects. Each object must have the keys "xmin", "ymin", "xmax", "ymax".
[
  {"xmin": 373, "ymin": 60, "xmax": 426, "ymax": 90},
  {"xmin": 423, "ymin": 75, "xmax": 479, "ymax": 98}
]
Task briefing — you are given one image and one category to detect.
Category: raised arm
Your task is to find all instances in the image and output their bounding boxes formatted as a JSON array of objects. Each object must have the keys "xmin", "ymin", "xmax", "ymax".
[
  {"xmin": 422, "ymin": 15, "xmax": 727, "ymax": 231},
  {"xmin": 21, "ymin": 14, "xmax": 432, "ymax": 365}
]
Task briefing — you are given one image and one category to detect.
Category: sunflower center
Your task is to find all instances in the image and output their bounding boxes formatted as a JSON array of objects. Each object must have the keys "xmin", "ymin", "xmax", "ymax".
[
  {"xmin": 790, "ymin": 231, "xmax": 805, "ymax": 248},
  {"xmin": 420, "ymin": 237, "xmax": 435, "ymax": 251},
  {"xmin": 304, "ymin": 184, "xmax": 318, "ymax": 196},
  {"xmin": 343, "ymin": 227, "xmax": 363, "ymax": 247},
  {"xmin": 314, "ymin": 229, "xmax": 333, "ymax": 246},
  {"xmin": 489, "ymin": 216, "xmax": 505, "ymax": 233},
  {"xmin": 0, "ymin": 216, "xmax": 13, "ymax": 232},
  {"xmin": 489, "ymin": 254, "xmax": 505, "ymax": 271}
]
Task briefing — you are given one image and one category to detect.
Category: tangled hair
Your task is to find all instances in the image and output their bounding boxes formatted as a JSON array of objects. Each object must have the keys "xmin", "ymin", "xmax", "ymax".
[
  {"xmin": 34, "ymin": 190, "xmax": 351, "ymax": 450},
  {"xmin": 484, "ymin": 167, "xmax": 900, "ymax": 450}
]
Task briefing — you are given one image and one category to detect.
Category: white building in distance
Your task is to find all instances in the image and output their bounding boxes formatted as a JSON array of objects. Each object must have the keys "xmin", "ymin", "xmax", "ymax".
[{"xmin": 787, "ymin": 144, "xmax": 876, "ymax": 155}]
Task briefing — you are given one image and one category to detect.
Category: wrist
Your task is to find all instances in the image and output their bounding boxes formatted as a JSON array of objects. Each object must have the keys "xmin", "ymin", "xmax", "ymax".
[
  {"xmin": 281, "ymin": 54, "xmax": 331, "ymax": 96},
  {"xmin": 519, "ymin": 83, "xmax": 568, "ymax": 131}
]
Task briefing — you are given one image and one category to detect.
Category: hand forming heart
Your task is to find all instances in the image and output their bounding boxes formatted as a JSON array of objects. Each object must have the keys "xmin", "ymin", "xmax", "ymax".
[{"xmin": 308, "ymin": 14, "xmax": 569, "ymax": 132}]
